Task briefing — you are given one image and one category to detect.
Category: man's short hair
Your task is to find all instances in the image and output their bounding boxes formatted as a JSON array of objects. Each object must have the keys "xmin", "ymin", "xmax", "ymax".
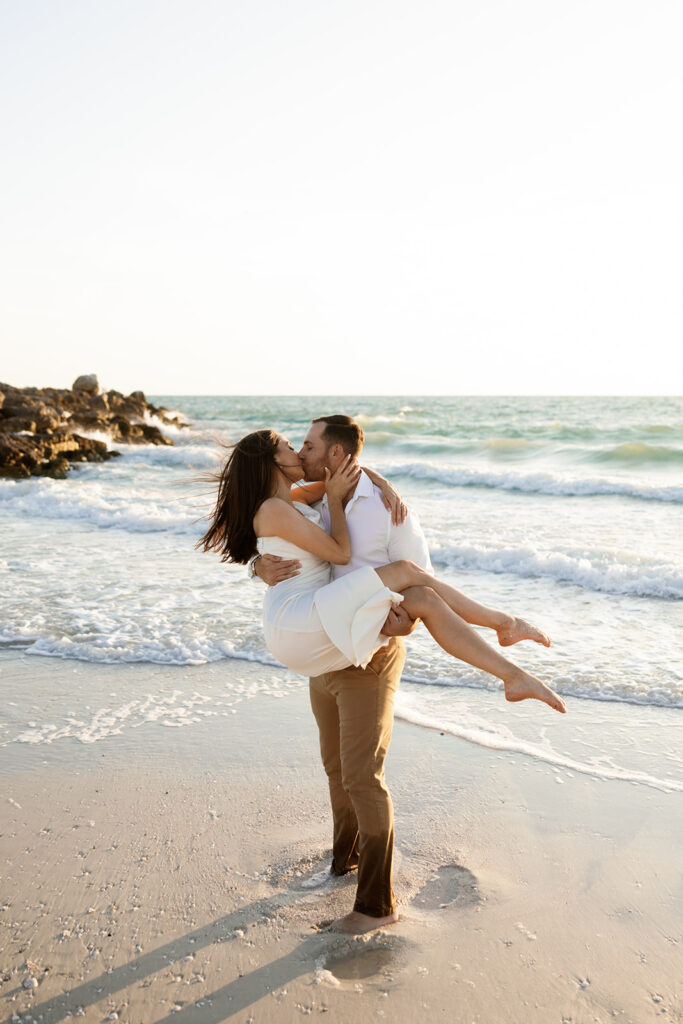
[{"xmin": 312, "ymin": 415, "xmax": 365, "ymax": 457}]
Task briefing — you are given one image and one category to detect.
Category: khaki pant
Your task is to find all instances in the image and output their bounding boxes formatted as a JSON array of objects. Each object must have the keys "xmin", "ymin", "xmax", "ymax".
[{"xmin": 309, "ymin": 637, "xmax": 406, "ymax": 918}]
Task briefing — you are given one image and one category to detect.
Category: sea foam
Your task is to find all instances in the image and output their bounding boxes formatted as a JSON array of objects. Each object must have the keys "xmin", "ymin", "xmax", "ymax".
[
  {"xmin": 393, "ymin": 693, "xmax": 683, "ymax": 792},
  {"xmin": 430, "ymin": 542, "xmax": 683, "ymax": 599},
  {"xmin": 385, "ymin": 461, "xmax": 683, "ymax": 503},
  {"xmin": 2, "ymin": 475, "xmax": 679, "ymax": 598},
  {"xmin": 0, "ymin": 476, "xmax": 205, "ymax": 533}
]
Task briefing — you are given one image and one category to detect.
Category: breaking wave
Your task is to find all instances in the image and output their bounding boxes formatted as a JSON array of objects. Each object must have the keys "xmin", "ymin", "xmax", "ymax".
[
  {"xmin": 431, "ymin": 542, "xmax": 683, "ymax": 599},
  {"xmin": 385, "ymin": 462, "xmax": 683, "ymax": 503}
]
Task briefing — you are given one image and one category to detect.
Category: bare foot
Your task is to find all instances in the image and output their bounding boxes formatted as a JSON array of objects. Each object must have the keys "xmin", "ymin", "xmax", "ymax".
[
  {"xmin": 504, "ymin": 669, "xmax": 566, "ymax": 713},
  {"xmin": 329, "ymin": 910, "xmax": 400, "ymax": 934},
  {"xmin": 497, "ymin": 615, "xmax": 551, "ymax": 648}
]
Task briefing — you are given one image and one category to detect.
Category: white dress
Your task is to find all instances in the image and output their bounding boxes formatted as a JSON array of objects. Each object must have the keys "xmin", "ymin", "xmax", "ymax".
[{"xmin": 257, "ymin": 502, "xmax": 404, "ymax": 676}]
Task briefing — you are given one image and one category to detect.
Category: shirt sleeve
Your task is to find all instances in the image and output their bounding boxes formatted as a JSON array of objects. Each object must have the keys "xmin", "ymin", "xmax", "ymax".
[{"xmin": 387, "ymin": 507, "xmax": 433, "ymax": 573}]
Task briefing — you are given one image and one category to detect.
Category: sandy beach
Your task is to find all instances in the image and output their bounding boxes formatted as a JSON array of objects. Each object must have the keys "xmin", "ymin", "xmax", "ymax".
[
  {"xmin": 1, "ymin": 650, "xmax": 681, "ymax": 1024},
  {"xmin": 2, "ymin": 0, "xmax": 682, "ymax": 1009}
]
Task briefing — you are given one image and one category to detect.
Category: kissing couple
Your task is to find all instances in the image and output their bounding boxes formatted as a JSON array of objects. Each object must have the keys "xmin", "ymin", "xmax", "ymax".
[{"xmin": 201, "ymin": 414, "xmax": 565, "ymax": 934}]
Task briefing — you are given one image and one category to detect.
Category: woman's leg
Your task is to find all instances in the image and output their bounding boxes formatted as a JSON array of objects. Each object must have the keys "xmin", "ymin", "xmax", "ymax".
[
  {"xmin": 374, "ymin": 576, "xmax": 566, "ymax": 713},
  {"xmin": 377, "ymin": 560, "xmax": 550, "ymax": 647}
]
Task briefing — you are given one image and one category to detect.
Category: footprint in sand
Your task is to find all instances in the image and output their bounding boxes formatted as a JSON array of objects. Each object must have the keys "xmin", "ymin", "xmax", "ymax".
[
  {"xmin": 321, "ymin": 933, "xmax": 411, "ymax": 983},
  {"xmin": 264, "ymin": 850, "xmax": 337, "ymax": 890},
  {"xmin": 300, "ymin": 868, "xmax": 334, "ymax": 890},
  {"xmin": 411, "ymin": 863, "xmax": 482, "ymax": 912}
]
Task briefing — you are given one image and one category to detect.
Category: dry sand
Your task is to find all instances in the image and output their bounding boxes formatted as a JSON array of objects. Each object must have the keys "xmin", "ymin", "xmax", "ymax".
[{"xmin": 1, "ymin": 653, "xmax": 682, "ymax": 1023}]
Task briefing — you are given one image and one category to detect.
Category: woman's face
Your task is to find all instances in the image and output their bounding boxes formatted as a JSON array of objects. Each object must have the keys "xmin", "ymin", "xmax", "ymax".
[{"xmin": 274, "ymin": 436, "xmax": 304, "ymax": 482}]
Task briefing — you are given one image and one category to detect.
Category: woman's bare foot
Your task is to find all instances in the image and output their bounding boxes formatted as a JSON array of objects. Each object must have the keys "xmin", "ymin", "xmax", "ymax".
[
  {"xmin": 504, "ymin": 668, "xmax": 566, "ymax": 713},
  {"xmin": 329, "ymin": 910, "xmax": 400, "ymax": 934},
  {"xmin": 497, "ymin": 615, "xmax": 551, "ymax": 648}
]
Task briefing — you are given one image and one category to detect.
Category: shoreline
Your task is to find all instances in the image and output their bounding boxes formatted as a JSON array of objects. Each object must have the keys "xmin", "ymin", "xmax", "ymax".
[
  {"xmin": 2, "ymin": 652, "xmax": 682, "ymax": 1022},
  {"xmin": 2, "ymin": 649, "xmax": 681, "ymax": 792}
]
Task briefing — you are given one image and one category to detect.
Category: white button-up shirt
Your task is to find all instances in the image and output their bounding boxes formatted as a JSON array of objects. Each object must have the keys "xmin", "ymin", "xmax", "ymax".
[{"xmin": 318, "ymin": 470, "xmax": 433, "ymax": 580}]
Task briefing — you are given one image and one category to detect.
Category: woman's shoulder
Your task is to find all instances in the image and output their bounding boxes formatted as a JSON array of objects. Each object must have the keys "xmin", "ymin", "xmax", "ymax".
[
  {"xmin": 257, "ymin": 496, "xmax": 290, "ymax": 512},
  {"xmin": 254, "ymin": 496, "xmax": 297, "ymax": 530},
  {"xmin": 253, "ymin": 493, "xmax": 288, "ymax": 528}
]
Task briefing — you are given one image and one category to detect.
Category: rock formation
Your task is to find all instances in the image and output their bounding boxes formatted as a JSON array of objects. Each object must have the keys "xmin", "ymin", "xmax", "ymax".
[
  {"xmin": 72, "ymin": 373, "xmax": 100, "ymax": 395},
  {"xmin": 0, "ymin": 379, "xmax": 188, "ymax": 479}
]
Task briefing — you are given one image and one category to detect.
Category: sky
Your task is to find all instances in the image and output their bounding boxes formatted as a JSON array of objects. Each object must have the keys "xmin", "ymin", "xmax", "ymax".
[{"xmin": 1, "ymin": 0, "xmax": 682, "ymax": 395}]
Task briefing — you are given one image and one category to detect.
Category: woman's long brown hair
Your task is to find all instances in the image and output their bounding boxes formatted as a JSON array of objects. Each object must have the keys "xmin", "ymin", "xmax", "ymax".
[{"xmin": 198, "ymin": 429, "xmax": 279, "ymax": 563}]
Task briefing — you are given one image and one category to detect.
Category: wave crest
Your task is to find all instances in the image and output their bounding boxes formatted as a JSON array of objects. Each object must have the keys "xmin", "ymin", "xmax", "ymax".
[
  {"xmin": 386, "ymin": 462, "xmax": 683, "ymax": 503},
  {"xmin": 591, "ymin": 442, "xmax": 683, "ymax": 465},
  {"xmin": 431, "ymin": 542, "xmax": 683, "ymax": 599}
]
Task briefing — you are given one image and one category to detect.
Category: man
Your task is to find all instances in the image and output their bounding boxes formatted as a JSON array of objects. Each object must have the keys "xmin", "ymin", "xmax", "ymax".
[{"xmin": 253, "ymin": 414, "xmax": 432, "ymax": 934}]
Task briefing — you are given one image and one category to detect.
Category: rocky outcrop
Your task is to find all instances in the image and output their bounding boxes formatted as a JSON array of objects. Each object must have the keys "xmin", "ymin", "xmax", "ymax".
[
  {"xmin": 0, "ymin": 431, "xmax": 114, "ymax": 480},
  {"xmin": 72, "ymin": 373, "xmax": 100, "ymax": 395},
  {"xmin": 0, "ymin": 379, "xmax": 188, "ymax": 479}
]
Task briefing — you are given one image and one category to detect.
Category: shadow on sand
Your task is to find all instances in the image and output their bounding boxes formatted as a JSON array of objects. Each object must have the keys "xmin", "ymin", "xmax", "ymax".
[
  {"xmin": 1, "ymin": 889, "xmax": 402, "ymax": 1024},
  {"xmin": 3, "ymin": 860, "xmax": 476, "ymax": 1022}
]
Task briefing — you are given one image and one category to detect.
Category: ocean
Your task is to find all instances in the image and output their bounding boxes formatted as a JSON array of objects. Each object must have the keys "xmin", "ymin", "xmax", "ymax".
[{"xmin": 2, "ymin": 395, "xmax": 682, "ymax": 787}]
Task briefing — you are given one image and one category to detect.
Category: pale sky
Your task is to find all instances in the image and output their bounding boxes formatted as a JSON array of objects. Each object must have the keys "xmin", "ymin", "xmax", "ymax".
[{"xmin": 1, "ymin": 0, "xmax": 681, "ymax": 395}]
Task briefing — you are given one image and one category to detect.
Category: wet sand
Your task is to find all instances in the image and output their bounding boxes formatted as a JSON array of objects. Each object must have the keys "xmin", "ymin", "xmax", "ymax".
[{"xmin": 1, "ymin": 652, "xmax": 682, "ymax": 1023}]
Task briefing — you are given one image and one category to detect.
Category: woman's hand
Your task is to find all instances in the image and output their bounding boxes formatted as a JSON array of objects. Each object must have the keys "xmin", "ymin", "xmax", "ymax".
[
  {"xmin": 360, "ymin": 465, "xmax": 407, "ymax": 525},
  {"xmin": 379, "ymin": 479, "xmax": 407, "ymax": 526},
  {"xmin": 324, "ymin": 455, "xmax": 361, "ymax": 502}
]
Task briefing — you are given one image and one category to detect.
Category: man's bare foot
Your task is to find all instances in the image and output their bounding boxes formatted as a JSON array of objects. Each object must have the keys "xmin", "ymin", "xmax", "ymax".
[
  {"xmin": 329, "ymin": 910, "xmax": 400, "ymax": 934},
  {"xmin": 504, "ymin": 669, "xmax": 566, "ymax": 713},
  {"xmin": 497, "ymin": 615, "xmax": 551, "ymax": 648}
]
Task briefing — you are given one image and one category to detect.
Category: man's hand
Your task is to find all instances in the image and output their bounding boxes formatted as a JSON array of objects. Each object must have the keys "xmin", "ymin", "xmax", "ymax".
[
  {"xmin": 380, "ymin": 604, "xmax": 419, "ymax": 637},
  {"xmin": 254, "ymin": 553, "xmax": 301, "ymax": 586}
]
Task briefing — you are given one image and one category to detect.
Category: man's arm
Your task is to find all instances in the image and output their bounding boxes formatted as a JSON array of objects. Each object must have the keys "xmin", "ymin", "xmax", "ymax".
[{"xmin": 252, "ymin": 553, "xmax": 301, "ymax": 585}]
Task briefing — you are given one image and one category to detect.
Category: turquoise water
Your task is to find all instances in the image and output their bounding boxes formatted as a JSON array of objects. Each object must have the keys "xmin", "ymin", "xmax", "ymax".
[{"xmin": 1, "ymin": 396, "xmax": 681, "ymax": 713}]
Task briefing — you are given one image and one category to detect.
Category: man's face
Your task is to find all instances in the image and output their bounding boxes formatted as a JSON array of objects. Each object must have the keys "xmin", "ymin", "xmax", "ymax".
[{"xmin": 299, "ymin": 422, "xmax": 343, "ymax": 481}]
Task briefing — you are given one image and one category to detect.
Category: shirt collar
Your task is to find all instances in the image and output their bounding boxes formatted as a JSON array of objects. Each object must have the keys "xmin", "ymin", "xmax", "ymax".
[{"xmin": 321, "ymin": 469, "xmax": 374, "ymax": 511}]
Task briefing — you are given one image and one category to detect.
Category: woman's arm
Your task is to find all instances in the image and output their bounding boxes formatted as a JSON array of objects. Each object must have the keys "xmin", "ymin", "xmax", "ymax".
[
  {"xmin": 290, "ymin": 480, "xmax": 326, "ymax": 505},
  {"xmin": 255, "ymin": 499, "xmax": 350, "ymax": 564},
  {"xmin": 255, "ymin": 457, "xmax": 359, "ymax": 565},
  {"xmin": 361, "ymin": 466, "xmax": 407, "ymax": 526}
]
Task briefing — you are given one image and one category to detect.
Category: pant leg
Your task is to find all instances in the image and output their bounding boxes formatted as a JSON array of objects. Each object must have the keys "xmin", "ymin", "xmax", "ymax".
[
  {"xmin": 309, "ymin": 674, "xmax": 360, "ymax": 875},
  {"xmin": 324, "ymin": 638, "xmax": 406, "ymax": 918}
]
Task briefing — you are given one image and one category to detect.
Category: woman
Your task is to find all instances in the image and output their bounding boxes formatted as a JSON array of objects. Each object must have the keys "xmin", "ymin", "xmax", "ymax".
[{"xmin": 200, "ymin": 429, "xmax": 566, "ymax": 714}]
